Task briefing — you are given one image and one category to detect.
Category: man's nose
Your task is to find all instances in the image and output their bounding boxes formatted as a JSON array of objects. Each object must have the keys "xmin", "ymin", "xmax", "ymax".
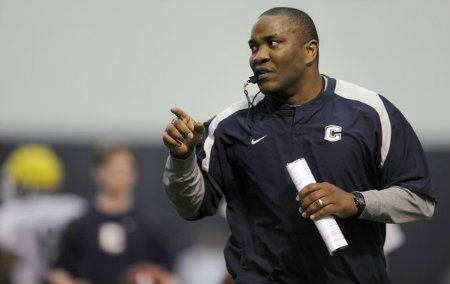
[{"xmin": 251, "ymin": 46, "xmax": 270, "ymax": 65}]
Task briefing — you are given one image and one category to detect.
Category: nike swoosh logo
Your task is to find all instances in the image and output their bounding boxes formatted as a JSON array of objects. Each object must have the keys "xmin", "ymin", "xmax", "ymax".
[{"xmin": 251, "ymin": 135, "xmax": 267, "ymax": 145}]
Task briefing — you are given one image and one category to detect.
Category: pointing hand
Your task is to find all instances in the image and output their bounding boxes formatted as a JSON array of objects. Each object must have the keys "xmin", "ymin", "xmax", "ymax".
[{"xmin": 162, "ymin": 107, "xmax": 205, "ymax": 159}]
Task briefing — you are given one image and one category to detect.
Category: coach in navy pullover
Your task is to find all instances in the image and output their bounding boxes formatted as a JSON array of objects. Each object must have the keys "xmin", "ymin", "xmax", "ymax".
[{"xmin": 163, "ymin": 7, "xmax": 435, "ymax": 284}]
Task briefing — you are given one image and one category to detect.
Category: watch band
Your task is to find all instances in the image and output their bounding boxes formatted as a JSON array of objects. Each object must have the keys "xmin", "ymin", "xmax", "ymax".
[{"xmin": 353, "ymin": 191, "xmax": 366, "ymax": 218}]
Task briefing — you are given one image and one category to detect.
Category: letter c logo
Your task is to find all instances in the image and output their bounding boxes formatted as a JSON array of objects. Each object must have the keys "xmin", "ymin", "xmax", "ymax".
[{"xmin": 324, "ymin": 125, "xmax": 342, "ymax": 142}]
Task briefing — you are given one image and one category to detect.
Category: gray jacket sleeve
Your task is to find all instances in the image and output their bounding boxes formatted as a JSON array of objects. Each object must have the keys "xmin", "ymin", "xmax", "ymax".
[
  {"xmin": 360, "ymin": 186, "xmax": 435, "ymax": 223},
  {"xmin": 162, "ymin": 152, "xmax": 205, "ymax": 219}
]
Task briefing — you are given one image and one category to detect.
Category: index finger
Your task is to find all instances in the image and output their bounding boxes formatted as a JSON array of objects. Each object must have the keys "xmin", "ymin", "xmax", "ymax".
[
  {"xmin": 298, "ymin": 183, "xmax": 321, "ymax": 200},
  {"xmin": 170, "ymin": 107, "xmax": 193, "ymax": 123}
]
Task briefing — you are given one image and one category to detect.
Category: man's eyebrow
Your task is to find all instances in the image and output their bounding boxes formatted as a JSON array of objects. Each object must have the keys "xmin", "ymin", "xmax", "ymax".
[
  {"xmin": 265, "ymin": 33, "xmax": 280, "ymax": 39},
  {"xmin": 248, "ymin": 33, "xmax": 280, "ymax": 44}
]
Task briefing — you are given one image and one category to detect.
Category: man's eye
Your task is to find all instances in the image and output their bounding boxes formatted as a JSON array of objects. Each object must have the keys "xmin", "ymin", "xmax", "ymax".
[
  {"xmin": 269, "ymin": 40, "xmax": 279, "ymax": 47},
  {"xmin": 249, "ymin": 45, "xmax": 258, "ymax": 53}
]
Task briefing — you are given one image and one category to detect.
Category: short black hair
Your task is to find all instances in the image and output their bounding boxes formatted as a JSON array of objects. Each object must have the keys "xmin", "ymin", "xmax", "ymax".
[
  {"xmin": 260, "ymin": 7, "xmax": 319, "ymax": 44},
  {"xmin": 91, "ymin": 143, "xmax": 135, "ymax": 169}
]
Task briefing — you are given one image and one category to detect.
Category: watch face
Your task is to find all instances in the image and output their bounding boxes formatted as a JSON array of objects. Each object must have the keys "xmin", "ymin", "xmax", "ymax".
[
  {"xmin": 353, "ymin": 192, "xmax": 365, "ymax": 217},
  {"xmin": 358, "ymin": 194, "xmax": 366, "ymax": 207}
]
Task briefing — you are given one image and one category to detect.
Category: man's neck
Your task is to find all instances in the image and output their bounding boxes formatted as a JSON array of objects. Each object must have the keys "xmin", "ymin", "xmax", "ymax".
[
  {"xmin": 95, "ymin": 191, "xmax": 133, "ymax": 215},
  {"xmin": 286, "ymin": 73, "xmax": 324, "ymax": 106}
]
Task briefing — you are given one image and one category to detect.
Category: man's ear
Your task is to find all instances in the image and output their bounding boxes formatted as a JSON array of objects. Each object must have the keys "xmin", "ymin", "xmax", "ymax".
[{"xmin": 305, "ymin": 39, "xmax": 319, "ymax": 66}]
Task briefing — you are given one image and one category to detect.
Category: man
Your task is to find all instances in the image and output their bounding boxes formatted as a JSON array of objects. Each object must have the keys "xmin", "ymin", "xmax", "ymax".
[
  {"xmin": 50, "ymin": 144, "xmax": 174, "ymax": 284},
  {"xmin": 163, "ymin": 7, "xmax": 435, "ymax": 283}
]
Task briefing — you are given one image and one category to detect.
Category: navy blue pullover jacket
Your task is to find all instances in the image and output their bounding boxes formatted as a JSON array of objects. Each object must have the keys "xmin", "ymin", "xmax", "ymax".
[{"xmin": 191, "ymin": 76, "xmax": 433, "ymax": 283}]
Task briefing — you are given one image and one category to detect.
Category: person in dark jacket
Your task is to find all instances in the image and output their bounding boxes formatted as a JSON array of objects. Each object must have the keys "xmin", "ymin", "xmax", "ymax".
[{"xmin": 162, "ymin": 7, "xmax": 435, "ymax": 283}]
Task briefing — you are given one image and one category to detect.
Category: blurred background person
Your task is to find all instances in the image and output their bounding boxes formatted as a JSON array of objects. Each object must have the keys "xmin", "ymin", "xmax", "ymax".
[
  {"xmin": 0, "ymin": 144, "xmax": 86, "ymax": 284},
  {"xmin": 49, "ymin": 143, "xmax": 174, "ymax": 284},
  {"xmin": 173, "ymin": 223, "xmax": 228, "ymax": 284},
  {"xmin": 384, "ymin": 223, "xmax": 406, "ymax": 266}
]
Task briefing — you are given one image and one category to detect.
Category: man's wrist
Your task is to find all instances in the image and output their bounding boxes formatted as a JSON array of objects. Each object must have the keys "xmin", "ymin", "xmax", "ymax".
[
  {"xmin": 170, "ymin": 150, "xmax": 193, "ymax": 160},
  {"xmin": 168, "ymin": 151, "xmax": 196, "ymax": 172},
  {"xmin": 352, "ymin": 191, "xmax": 366, "ymax": 218}
]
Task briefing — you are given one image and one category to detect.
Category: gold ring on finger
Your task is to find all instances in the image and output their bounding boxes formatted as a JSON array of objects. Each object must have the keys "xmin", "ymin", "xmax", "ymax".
[{"xmin": 315, "ymin": 198, "xmax": 324, "ymax": 207}]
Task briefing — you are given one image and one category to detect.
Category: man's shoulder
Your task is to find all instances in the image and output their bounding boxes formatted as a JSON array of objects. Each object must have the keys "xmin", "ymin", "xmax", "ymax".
[
  {"xmin": 205, "ymin": 95, "xmax": 263, "ymax": 131},
  {"xmin": 332, "ymin": 78, "xmax": 380, "ymax": 103},
  {"xmin": 65, "ymin": 204, "xmax": 97, "ymax": 228},
  {"xmin": 327, "ymin": 77, "xmax": 390, "ymax": 117}
]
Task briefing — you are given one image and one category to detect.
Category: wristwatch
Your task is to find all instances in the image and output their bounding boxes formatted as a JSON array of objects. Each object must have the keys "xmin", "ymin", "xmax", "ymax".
[{"xmin": 352, "ymin": 191, "xmax": 366, "ymax": 218}]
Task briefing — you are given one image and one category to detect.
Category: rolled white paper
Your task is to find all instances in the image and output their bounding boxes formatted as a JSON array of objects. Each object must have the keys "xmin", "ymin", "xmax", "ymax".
[{"xmin": 286, "ymin": 158, "xmax": 348, "ymax": 255}]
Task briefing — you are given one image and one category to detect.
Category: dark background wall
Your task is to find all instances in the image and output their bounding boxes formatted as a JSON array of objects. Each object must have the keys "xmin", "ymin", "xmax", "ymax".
[{"xmin": 0, "ymin": 141, "xmax": 448, "ymax": 284}]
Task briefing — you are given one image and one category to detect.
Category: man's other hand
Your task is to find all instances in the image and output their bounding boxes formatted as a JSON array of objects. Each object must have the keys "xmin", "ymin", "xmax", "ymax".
[{"xmin": 296, "ymin": 182, "xmax": 358, "ymax": 220}]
